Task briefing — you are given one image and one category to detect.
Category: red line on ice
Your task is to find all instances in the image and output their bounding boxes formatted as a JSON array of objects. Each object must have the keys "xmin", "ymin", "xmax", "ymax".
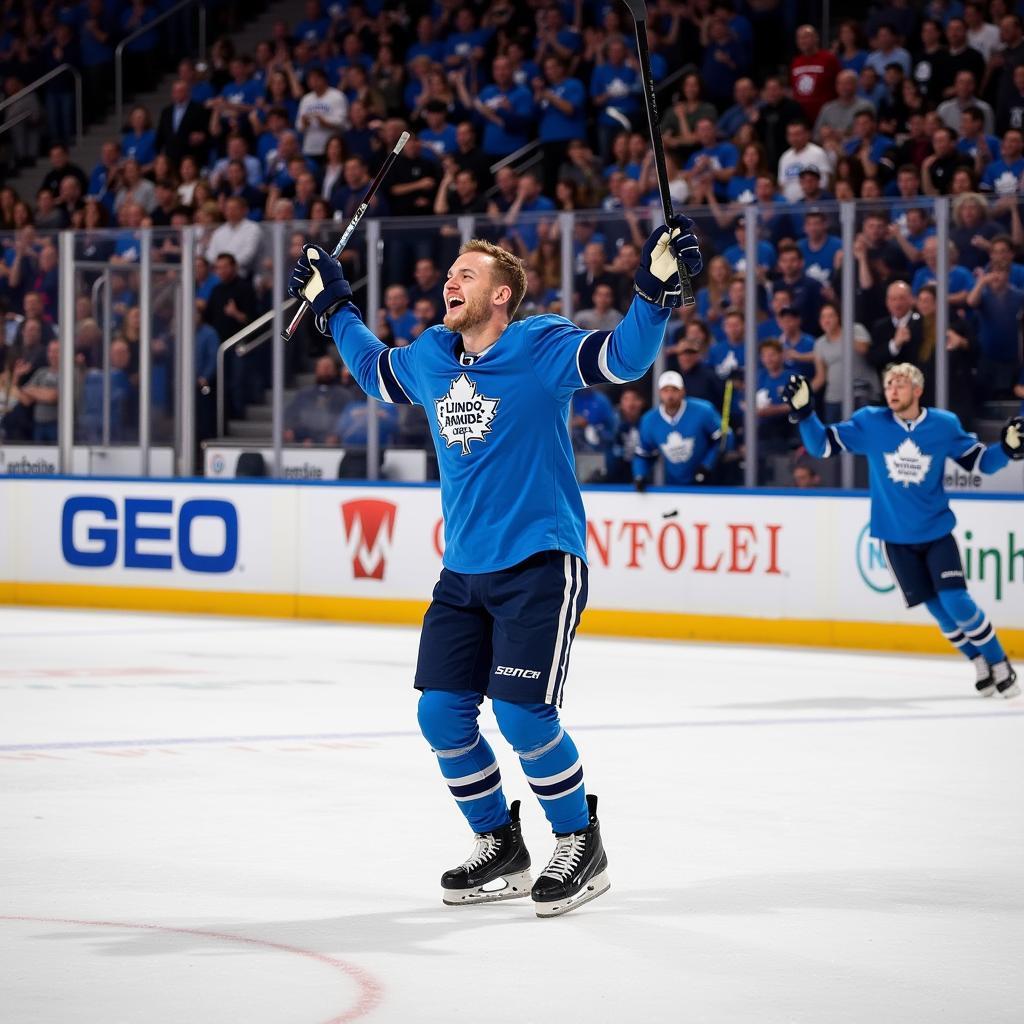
[{"xmin": 0, "ymin": 915, "xmax": 383, "ymax": 1023}]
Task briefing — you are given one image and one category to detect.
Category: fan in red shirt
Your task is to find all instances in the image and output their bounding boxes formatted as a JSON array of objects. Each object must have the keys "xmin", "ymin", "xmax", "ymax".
[{"xmin": 790, "ymin": 25, "xmax": 840, "ymax": 122}]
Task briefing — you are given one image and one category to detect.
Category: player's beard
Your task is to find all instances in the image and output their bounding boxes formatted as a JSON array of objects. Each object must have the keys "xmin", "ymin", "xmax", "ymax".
[
  {"xmin": 887, "ymin": 393, "xmax": 915, "ymax": 416},
  {"xmin": 443, "ymin": 291, "xmax": 491, "ymax": 334}
]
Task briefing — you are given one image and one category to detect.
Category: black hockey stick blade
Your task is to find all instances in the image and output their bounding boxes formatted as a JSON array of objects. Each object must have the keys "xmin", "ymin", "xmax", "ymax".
[{"xmin": 282, "ymin": 131, "xmax": 410, "ymax": 341}]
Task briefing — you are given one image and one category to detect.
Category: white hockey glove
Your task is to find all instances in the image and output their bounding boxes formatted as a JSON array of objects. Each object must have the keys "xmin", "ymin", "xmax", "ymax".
[
  {"xmin": 782, "ymin": 374, "xmax": 813, "ymax": 422},
  {"xmin": 1002, "ymin": 416, "xmax": 1024, "ymax": 460}
]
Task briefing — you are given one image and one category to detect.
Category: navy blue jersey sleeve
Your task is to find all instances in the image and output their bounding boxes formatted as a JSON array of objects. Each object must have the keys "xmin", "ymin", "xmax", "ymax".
[
  {"xmin": 944, "ymin": 412, "xmax": 1010, "ymax": 473},
  {"xmin": 527, "ymin": 299, "xmax": 672, "ymax": 400},
  {"xmin": 328, "ymin": 305, "xmax": 422, "ymax": 406},
  {"xmin": 798, "ymin": 408, "xmax": 872, "ymax": 458}
]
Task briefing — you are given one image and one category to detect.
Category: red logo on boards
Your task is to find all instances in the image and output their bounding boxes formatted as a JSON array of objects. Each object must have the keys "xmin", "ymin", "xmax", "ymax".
[{"xmin": 340, "ymin": 499, "xmax": 398, "ymax": 580}]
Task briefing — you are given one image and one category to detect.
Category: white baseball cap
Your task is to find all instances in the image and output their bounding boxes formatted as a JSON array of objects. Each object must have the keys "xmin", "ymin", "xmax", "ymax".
[{"xmin": 658, "ymin": 370, "xmax": 684, "ymax": 390}]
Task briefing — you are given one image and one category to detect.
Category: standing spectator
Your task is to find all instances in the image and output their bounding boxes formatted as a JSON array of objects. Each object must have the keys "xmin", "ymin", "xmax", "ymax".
[
  {"xmin": 206, "ymin": 253, "xmax": 258, "ymax": 417},
  {"xmin": 683, "ymin": 117, "xmax": 738, "ymax": 201},
  {"xmin": 20, "ymin": 339, "xmax": 60, "ymax": 443},
  {"xmin": 773, "ymin": 245, "xmax": 824, "ymax": 336},
  {"xmin": 571, "ymin": 386, "xmax": 616, "ymax": 466},
  {"xmin": 121, "ymin": 106, "xmax": 156, "ymax": 171},
  {"xmin": 660, "ymin": 72, "xmax": 717, "ymax": 162},
  {"xmin": 387, "ymin": 132, "xmax": 439, "ymax": 217},
  {"xmin": 381, "ymin": 285, "xmax": 417, "ymax": 346},
  {"xmin": 790, "ymin": 25, "xmax": 840, "ymax": 123},
  {"xmin": 156, "ymin": 81, "xmax": 209, "ymax": 165},
  {"xmin": 297, "ymin": 67, "xmax": 349, "ymax": 162},
  {"xmin": 986, "ymin": 235, "xmax": 1024, "ymax": 288},
  {"xmin": 777, "ymin": 120, "xmax": 831, "ymax": 201},
  {"xmin": 777, "ymin": 306, "xmax": 817, "ymax": 378},
  {"xmin": 408, "ymin": 258, "xmax": 445, "ymax": 316},
  {"xmin": 996, "ymin": 17, "xmax": 1024, "ymax": 131},
  {"xmin": 938, "ymin": 71, "xmax": 995, "ymax": 134},
  {"xmin": 754, "ymin": 339, "xmax": 796, "ymax": 461},
  {"xmin": 967, "ymin": 267, "xmax": 1024, "ymax": 399},
  {"xmin": 964, "ymin": 1, "xmax": 1002, "ymax": 62},
  {"xmin": 591, "ymin": 38, "xmax": 641, "ymax": 161},
  {"xmin": 815, "ymin": 69, "xmax": 876, "ymax": 141},
  {"xmin": 205, "ymin": 196, "xmax": 262, "ymax": 276},
  {"xmin": 701, "ymin": 10, "xmax": 750, "ymax": 107},
  {"xmin": 472, "ymin": 56, "xmax": 535, "ymax": 160},
  {"xmin": 42, "ymin": 24, "xmax": 79, "ymax": 146},
  {"xmin": 41, "ymin": 144, "xmax": 87, "ymax": 196},
  {"xmin": 708, "ymin": 309, "xmax": 747, "ymax": 380},
  {"xmin": 798, "ymin": 211, "xmax": 842, "ymax": 288},
  {"xmin": 80, "ymin": 0, "xmax": 113, "ymax": 120},
  {"xmin": 284, "ymin": 356, "xmax": 352, "ymax": 444},
  {"xmin": 811, "ymin": 302, "xmax": 880, "ymax": 421},
  {"xmin": 951, "ymin": 193, "xmax": 999, "ymax": 271},
  {"xmin": 980, "ymin": 127, "xmax": 1024, "ymax": 194},
  {"xmin": 576, "ymin": 283, "xmax": 623, "ymax": 331},
  {"xmin": 868, "ymin": 280, "xmax": 926, "ymax": 373},
  {"xmin": 922, "ymin": 126, "xmax": 974, "ymax": 194},
  {"xmin": 717, "ymin": 78, "xmax": 761, "ymax": 140},
  {"xmin": 113, "ymin": 159, "xmax": 156, "ymax": 215},
  {"xmin": 606, "ymin": 387, "xmax": 646, "ymax": 484},
  {"xmin": 450, "ymin": 122, "xmax": 493, "ymax": 191},
  {"xmin": 939, "ymin": 18, "xmax": 987, "ymax": 98},
  {"xmin": 633, "ymin": 371, "xmax": 724, "ymax": 488},
  {"xmin": 835, "ymin": 19, "xmax": 869, "ymax": 74},
  {"xmin": 673, "ymin": 327, "xmax": 725, "ymax": 406},
  {"xmin": 865, "ymin": 25, "xmax": 913, "ymax": 78},
  {"xmin": 88, "ymin": 142, "xmax": 122, "ymax": 215},
  {"xmin": 910, "ymin": 236, "xmax": 975, "ymax": 304},
  {"xmin": 534, "ymin": 56, "xmax": 587, "ymax": 191}
]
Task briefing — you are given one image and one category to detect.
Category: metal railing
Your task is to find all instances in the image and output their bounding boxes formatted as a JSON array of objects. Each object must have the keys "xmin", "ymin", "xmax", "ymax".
[
  {"xmin": 115, "ymin": 0, "xmax": 207, "ymax": 130},
  {"xmin": 0, "ymin": 63, "xmax": 82, "ymax": 141}
]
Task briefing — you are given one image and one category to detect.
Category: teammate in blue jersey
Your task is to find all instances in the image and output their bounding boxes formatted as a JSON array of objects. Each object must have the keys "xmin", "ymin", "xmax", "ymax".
[
  {"xmin": 784, "ymin": 364, "xmax": 1023, "ymax": 698},
  {"xmin": 633, "ymin": 370, "xmax": 724, "ymax": 487},
  {"xmin": 289, "ymin": 218, "xmax": 702, "ymax": 916}
]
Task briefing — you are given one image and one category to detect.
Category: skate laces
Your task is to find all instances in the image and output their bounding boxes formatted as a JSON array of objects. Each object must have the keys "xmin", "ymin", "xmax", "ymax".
[
  {"xmin": 541, "ymin": 833, "xmax": 586, "ymax": 881},
  {"xmin": 461, "ymin": 833, "xmax": 500, "ymax": 871}
]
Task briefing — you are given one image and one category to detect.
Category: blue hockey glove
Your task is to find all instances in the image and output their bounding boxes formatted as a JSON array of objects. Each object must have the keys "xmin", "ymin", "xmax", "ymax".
[
  {"xmin": 1002, "ymin": 416, "xmax": 1024, "ymax": 460},
  {"xmin": 288, "ymin": 244, "xmax": 353, "ymax": 334},
  {"xmin": 634, "ymin": 216, "xmax": 702, "ymax": 308},
  {"xmin": 783, "ymin": 374, "xmax": 813, "ymax": 422}
]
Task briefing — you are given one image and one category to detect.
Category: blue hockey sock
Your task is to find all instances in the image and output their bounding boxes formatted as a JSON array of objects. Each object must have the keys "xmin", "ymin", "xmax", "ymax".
[
  {"xmin": 492, "ymin": 699, "xmax": 589, "ymax": 835},
  {"xmin": 417, "ymin": 689, "xmax": 509, "ymax": 834},
  {"xmin": 937, "ymin": 590, "xmax": 1006, "ymax": 664},
  {"xmin": 924, "ymin": 597, "xmax": 980, "ymax": 660}
]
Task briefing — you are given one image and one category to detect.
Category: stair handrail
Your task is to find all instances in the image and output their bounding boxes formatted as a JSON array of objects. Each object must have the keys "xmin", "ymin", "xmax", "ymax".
[
  {"xmin": 0, "ymin": 63, "xmax": 82, "ymax": 142},
  {"xmin": 115, "ymin": 0, "xmax": 207, "ymax": 131}
]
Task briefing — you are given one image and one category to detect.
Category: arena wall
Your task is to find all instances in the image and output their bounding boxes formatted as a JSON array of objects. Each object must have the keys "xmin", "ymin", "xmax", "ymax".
[{"xmin": 2, "ymin": 477, "xmax": 1021, "ymax": 657}]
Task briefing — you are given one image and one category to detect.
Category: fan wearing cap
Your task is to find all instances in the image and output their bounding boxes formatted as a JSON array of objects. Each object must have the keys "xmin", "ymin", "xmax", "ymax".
[{"xmin": 632, "ymin": 370, "xmax": 727, "ymax": 489}]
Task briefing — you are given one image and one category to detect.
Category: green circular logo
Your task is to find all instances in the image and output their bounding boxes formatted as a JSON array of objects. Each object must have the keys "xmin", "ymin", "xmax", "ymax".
[{"xmin": 856, "ymin": 524, "xmax": 895, "ymax": 594}]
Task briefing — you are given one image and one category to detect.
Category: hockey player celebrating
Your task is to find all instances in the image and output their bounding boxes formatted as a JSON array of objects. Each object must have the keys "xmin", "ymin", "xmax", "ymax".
[
  {"xmin": 784, "ymin": 364, "xmax": 1023, "ymax": 698},
  {"xmin": 289, "ymin": 219, "xmax": 702, "ymax": 916}
]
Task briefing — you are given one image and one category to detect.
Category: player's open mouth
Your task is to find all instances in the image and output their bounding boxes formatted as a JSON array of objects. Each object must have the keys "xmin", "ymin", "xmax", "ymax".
[{"xmin": 446, "ymin": 297, "xmax": 464, "ymax": 309}]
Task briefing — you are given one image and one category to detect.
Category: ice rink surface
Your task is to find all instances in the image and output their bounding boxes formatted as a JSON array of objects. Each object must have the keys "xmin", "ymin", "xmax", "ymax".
[{"xmin": 1, "ymin": 606, "xmax": 1022, "ymax": 1024}]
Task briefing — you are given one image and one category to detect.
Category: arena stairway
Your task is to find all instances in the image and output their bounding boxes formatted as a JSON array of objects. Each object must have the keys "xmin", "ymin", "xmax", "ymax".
[{"xmin": 8, "ymin": 0, "xmax": 305, "ymax": 197}]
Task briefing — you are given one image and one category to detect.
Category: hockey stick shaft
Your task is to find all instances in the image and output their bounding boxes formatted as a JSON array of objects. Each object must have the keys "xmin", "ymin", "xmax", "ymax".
[
  {"xmin": 622, "ymin": 0, "xmax": 696, "ymax": 308},
  {"xmin": 719, "ymin": 378, "xmax": 733, "ymax": 453},
  {"xmin": 281, "ymin": 131, "xmax": 410, "ymax": 341}
]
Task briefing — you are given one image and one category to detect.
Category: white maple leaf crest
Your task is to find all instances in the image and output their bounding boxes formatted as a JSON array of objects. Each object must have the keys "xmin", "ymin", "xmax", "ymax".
[
  {"xmin": 661, "ymin": 431, "xmax": 695, "ymax": 464},
  {"xmin": 884, "ymin": 437, "xmax": 932, "ymax": 487},
  {"xmin": 434, "ymin": 373, "xmax": 500, "ymax": 455}
]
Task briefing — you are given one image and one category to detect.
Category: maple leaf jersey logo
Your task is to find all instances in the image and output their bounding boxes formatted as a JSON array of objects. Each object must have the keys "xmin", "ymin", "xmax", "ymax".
[
  {"xmin": 434, "ymin": 373, "xmax": 500, "ymax": 455},
  {"xmin": 661, "ymin": 431, "xmax": 695, "ymax": 464},
  {"xmin": 884, "ymin": 437, "xmax": 932, "ymax": 486}
]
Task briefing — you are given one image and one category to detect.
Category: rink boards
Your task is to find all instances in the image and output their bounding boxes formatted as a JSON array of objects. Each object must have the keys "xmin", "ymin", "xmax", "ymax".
[{"xmin": 0, "ymin": 476, "xmax": 1021, "ymax": 657}]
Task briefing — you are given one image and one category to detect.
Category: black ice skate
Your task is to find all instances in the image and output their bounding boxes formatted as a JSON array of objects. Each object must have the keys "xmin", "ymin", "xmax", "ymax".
[
  {"xmin": 995, "ymin": 661, "xmax": 1019, "ymax": 699},
  {"xmin": 975, "ymin": 661, "xmax": 996, "ymax": 697},
  {"xmin": 441, "ymin": 800, "xmax": 532, "ymax": 906},
  {"xmin": 532, "ymin": 793, "xmax": 610, "ymax": 918}
]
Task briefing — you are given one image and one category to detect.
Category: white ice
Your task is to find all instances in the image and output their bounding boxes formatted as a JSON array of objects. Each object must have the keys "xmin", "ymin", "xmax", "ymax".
[{"xmin": 1, "ymin": 607, "xmax": 1022, "ymax": 1024}]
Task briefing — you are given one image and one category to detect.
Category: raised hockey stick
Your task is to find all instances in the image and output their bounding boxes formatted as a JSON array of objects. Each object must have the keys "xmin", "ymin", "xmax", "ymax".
[
  {"xmin": 621, "ymin": 0, "xmax": 696, "ymax": 308},
  {"xmin": 719, "ymin": 378, "xmax": 733, "ymax": 454},
  {"xmin": 281, "ymin": 130, "xmax": 410, "ymax": 341}
]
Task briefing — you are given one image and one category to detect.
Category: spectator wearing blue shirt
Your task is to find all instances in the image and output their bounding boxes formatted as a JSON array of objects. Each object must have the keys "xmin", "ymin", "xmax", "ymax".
[
  {"xmin": 682, "ymin": 117, "xmax": 738, "ymax": 201},
  {"xmin": 701, "ymin": 11, "xmax": 750, "ymax": 106},
  {"xmin": 419, "ymin": 102, "xmax": 458, "ymax": 161},
  {"xmin": 835, "ymin": 20, "xmax": 868, "ymax": 74},
  {"xmin": 471, "ymin": 56, "xmax": 536, "ymax": 158},
  {"xmin": 717, "ymin": 78, "xmax": 761, "ymax": 140},
  {"xmin": 120, "ymin": 0, "xmax": 160, "ymax": 88},
  {"xmin": 798, "ymin": 211, "xmax": 842, "ymax": 289},
  {"xmin": 534, "ymin": 5, "xmax": 582, "ymax": 65},
  {"xmin": 988, "ymin": 236, "xmax": 1024, "ymax": 290},
  {"xmin": 210, "ymin": 136, "xmax": 264, "ymax": 190},
  {"xmin": 777, "ymin": 306, "xmax": 817, "ymax": 379},
  {"xmin": 951, "ymin": 193, "xmax": 1001, "ymax": 272},
  {"xmin": 591, "ymin": 38, "xmax": 642, "ymax": 160},
  {"xmin": 534, "ymin": 56, "xmax": 587, "ymax": 190},
  {"xmin": 864, "ymin": 25, "xmax": 912, "ymax": 77},
  {"xmin": 88, "ymin": 141, "xmax": 122, "ymax": 215},
  {"xmin": 708, "ymin": 309, "xmax": 747, "ymax": 381},
  {"xmin": 121, "ymin": 106, "xmax": 156, "ymax": 171},
  {"xmin": 293, "ymin": 0, "xmax": 330, "ymax": 45},
  {"xmin": 633, "ymin": 371, "xmax": 724, "ymax": 487},
  {"xmin": 80, "ymin": 0, "xmax": 113, "ymax": 118},
  {"xmin": 571, "ymin": 387, "xmax": 616, "ymax": 464},
  {"xmin": 722, "ymin": 219, "xmax": 776, "ymax": 275},
  {"xmin": 967, "ymin": 268, "xmax": 1024, "ymax": 399},
  {"xmin": 503, "ymin": 170, "xmax": 557, "ymax": 253},
  {"xmin": 406, "ymin": 15, "xmax": 446, "ymax": 67},
  {"xmin": 380, "ymin": 285, "xmax": 419, "ymax": 346},
  {"xmin": 857, "ymin": 66, "xmax": 889, "ymax": 109},
  {"xmin": 844, "ymin": 110, "xmax": 895, "ymax": 184},
  {"xmin": 772, "ymin": 244, "xmax": 824, "ymax": 336},
  {"xmin": 754, "ymin": 339, "xmax": 797, "ymax": 457},
  {"xmin": 444, "ymin": 8, "xmax": 493, "ymax": 71},
  {"xmin": 957, "ymin": 106, "xmax": 1001, "ymax": 172},
  {"xmin": 980, "ymin": 128, "xmax": 1024, "ymax": 195},
  {"xmin": 910, "ymin": 236, "xmax": 976, "ymax": 307},
  {"xmin": 213, "ymin": 58, "xmax": 263, "ymax": 134}
]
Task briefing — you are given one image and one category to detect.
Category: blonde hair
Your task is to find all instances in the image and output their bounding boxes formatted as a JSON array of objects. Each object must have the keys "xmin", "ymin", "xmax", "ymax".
[
  {"xmin": 883, "ymin": 362, "xmax": 925, "ymax": 390},
  {"xmin": 460, "ymin": 239, "xmax": 528, "ymax": 319}
]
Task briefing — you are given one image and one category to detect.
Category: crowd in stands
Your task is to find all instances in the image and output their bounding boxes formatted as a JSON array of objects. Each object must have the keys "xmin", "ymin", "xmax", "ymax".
[{"xmin": 1, "ymin": 0, "xmax": 1023, "ymax": 485}]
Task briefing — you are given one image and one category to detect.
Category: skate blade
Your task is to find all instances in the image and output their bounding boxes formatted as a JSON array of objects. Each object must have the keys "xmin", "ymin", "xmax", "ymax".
[
  {"xmin": 534, "ymin": 869, "xmax": 611, "ymax": 918},
  {"xmin": 999, "ymin": 681, "xmax": 1020, "ymax": 699},
  {"xmin": 442, "ymin": 869, "xmax": 533, "ymax": 906},
  {"xmin": 977, "ymin": 683, "xmax": 997, "ymax": 697}
]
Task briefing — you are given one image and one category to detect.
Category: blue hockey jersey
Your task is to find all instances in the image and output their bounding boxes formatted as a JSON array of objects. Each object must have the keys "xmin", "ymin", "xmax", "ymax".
[
  {"xmin": 799, "ymin": 406, "xmax": 1010, "ymax": 543},
  {"xmin": 633, "ymin": 398, "xmax": 723, "ymax": 486},
  {"xmin": 330, "ymin": 299, "xmax": 671, "ymax": 572}
]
